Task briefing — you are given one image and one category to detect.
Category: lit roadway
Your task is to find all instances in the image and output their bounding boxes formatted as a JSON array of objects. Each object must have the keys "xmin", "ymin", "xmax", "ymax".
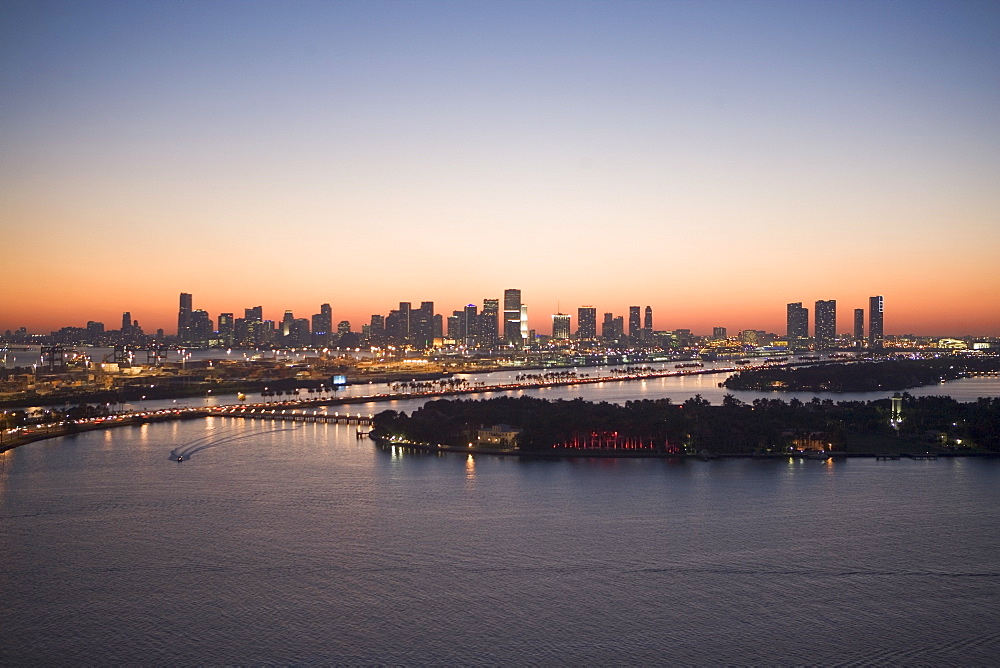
[{"xmin": 1, "ymin": 361, "xmax": 787, "ymax": 451}]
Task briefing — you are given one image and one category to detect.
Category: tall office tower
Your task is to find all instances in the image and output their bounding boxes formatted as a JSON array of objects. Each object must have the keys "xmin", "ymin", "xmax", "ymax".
[
  {"xmin": 178, "ymin": 293, "xmax": 193, "ymax": 343},
  {"xmin": 368, "ymin": 314, "xmax": 385, "ymax": 344},
  {"xmin": 447, "ymin": 312, "xmax": 462, "ymax": 341},
  {"xmin": 602, "ymin": 312, "xmax": 615, "ymax": 340},
  {"xmin": 854, "ymin": 308, "xmax": 865, "ymax": 346},
  {"xmin": 433, "ymin": 313, "xmax": 443, "ymax": 340},
  {"xmin": 464, "ymin": 304, "xmax": 478, "ymax": 345},
  {"xmin": 312, "ymin": 304, "xmax": 332, "ymax": 348},
  {"xmin": 480, "ymin": 298, "xmax": 499, "ymax": 346},
  {"xmin": 869, "ymin": 296, "xmax": 884, "ymax": 348},
  {"xmin": 552, "ymin": 313, "xmax": 571, "ymax": 339},
  {"xmin": 121, "ymin": 312, "xmax": 132, "ymax": 335},
  {"xmin": 398, "ymin": 302, "xmax": 412, "ymax": 344},
  {"xmin": 713, "ymin": 326, "xmax": 727, "ymax": 340},
  {"xmin": 577, "ymin": 306, "xmax": 597, "ymax": 340},
  {"xmin": 628, "ymin": 306, "xmax": 641, "ymax": 340},
  {"xmin": 190, "ymin": 309, "xmax": 212, "ymax": 347},
  {"xmin": 281, "ymin": 310, "xmax": 295, "ymax": 339},
  {"xmin": 520, "ymin": 305, "xmax": 529, "ymax": 342},
  {"xmin": 408, "ymin": 301, "xmax": 434, "ymax": 348},
  {"xmin": 814, "ymin": 300, "xmax": 837, "ymax": 350},
  {"xmin": 218, "ymin": 313, "xmax": 234, "ymax": 347},
  {"xmin": 643, "ymin": 306, "xmax": 653, "ymax": 339},
  {"xmin": 504, "ymin": 289, "xmax": 522, "ymax": 345},
  {"xmin": 242, "ymin": 306, "xmax": 263, "ymax": 347},
  {"xmin": 786, "ymin": 302, "xmax": 809, "ymax": 340}
]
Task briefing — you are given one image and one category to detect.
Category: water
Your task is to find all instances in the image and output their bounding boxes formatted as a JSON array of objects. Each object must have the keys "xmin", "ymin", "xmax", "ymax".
[{"xmin": 2, "ymin": 417, "xmax": 999, "ymax": 664}]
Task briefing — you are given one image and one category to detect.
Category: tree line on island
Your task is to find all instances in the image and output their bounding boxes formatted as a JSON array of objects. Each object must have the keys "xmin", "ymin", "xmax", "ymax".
[
  {"xmin": 723, "ymin": 356, "xmax": 1000, "ymax": 392},
  {"xmin": 371, "ymin": 394, "xmax": 1000, "ymax": 455}
]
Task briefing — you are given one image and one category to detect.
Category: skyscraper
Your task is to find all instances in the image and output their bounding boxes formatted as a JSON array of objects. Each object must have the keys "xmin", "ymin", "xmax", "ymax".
[
  {"xmin": 577, "ymin": 306, "xmax": 597, "ymax": 340},
  {"xmin": 178, "ymin": 292, "xmax": 192, "ymax": 343},
  {"xmin": 480, "ymin": 298, "xmax": 499, "ymax": 346},
  {"xmin": 786, "ymin": 302, "xmax": 809, "ymax": 340},
  {"xmin": 869, "ymin": 296, "xmax": 884, "ymax": 348},
  {"xmin": 814, "ymin": 299, "xmax": 836, "ymax": 350},
  {"xmin": 854, "ymin": 308, "xmax": 865, "ymax": 346},
  {"xmin": 628, "ymin": 306, "xmax": 641, "ymax": 340},
  {"xmin": 552, "ymin": 313, "xmax": 571, "ymax": 339},
  {"xmin": 218, "ymin": 313, "xmax": 234, "ymax": 347},
  {"xmin": 504, "ymin": 289, "xmax": 522, "ymax": 346},
  {"xmin": 643, "ymin": 306, "xmax": 653, "ymax": 337}
]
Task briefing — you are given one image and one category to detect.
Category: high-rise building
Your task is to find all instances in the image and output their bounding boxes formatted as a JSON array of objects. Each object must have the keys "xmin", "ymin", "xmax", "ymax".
[
  {"xmin": 312, "ymin": 303, "xmax": 333, "ymax": 347},
  {"xmin": 121, "ymin": 312, "xmax": 132, "ymax": 334},
  {"xmin": 815, "ymin": 300, "xmax": 836, "ymax": 350},
  {"xmin": 480, "ymin": 299, "xmax": 499, "ymax": 346},
  {"xmin": 218, "ymin": 313, "xmax": 234, "ymax": 347},
  {"xmin": 869, "ymin": 296, "xmax": 884, "ymax": 348},
  {"xmin": 190, "ymin": 309, "xmax": 212, "ymax": 347},
  {"xmin": 853, "ymin": 308, "xmax": 865, "ymax": 346},
  {"xmin": 628, "ymin": 306, "xmax": 641, "ymax": 340},
  {"xmin": 577, "ymin": 306, "xmax": 597, "ymax": 340},
  {"xmin": 178, "ymin": 293, "xmax": 192, "ymax": 343},
  {"xmin": 504, "ymin": 289, "xmax": 522, "ymax": 346},
  {"xmin": 410, "ymin": 301, "xmax": 434, "ymax": 347},
  {"xmin": 643, "ymin": 306, "xmax": 653, "ymax": 341},
  {"xmin": 552, "ymin": 313, "xmax": 571, "ymax": 339},
  {"xmin": 713, "ymin": 326, "xmax": 727, "ymax": 340},
  {"xmin": 463, "ymin": 304, "xmax": 478, "ymax": 344},
  {"xmin": 786, "ymin": 302, "xmax": 809, "ymax": 340}
]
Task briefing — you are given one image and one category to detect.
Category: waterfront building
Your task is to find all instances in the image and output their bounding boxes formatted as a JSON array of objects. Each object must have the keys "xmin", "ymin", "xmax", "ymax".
[
  {"xmin": 815, "ymin": 300, "xmax": 836, "ymax": 350},
  {"xmin": 629, "ymin": 307, "xmax": 641, "ymax": 340},
  {"xmin": 311, "ymin": 304, "xmax": 333, "ymax": 348},
  {"xmin": 854, "ymin": 308, "xmax": 865, "ymax": 346},
  {"xmin": 786, "ymin": 302, "xmax": 809, "ymax": 341},
  {"xmin": 504, "ymin": 289, "xmax": 522, "ymax": 346},
  {"xmin": 177, "ymin": 292, "xmax": 192, "ymax": 343},
  {"xmin": 643, "ymin": 306, "xmax": 653, "ymax": 342},
  {"xmin": 480, "ymin": 299, "xmax": 499, "ymax": 347},
  {"xmin": 218, "ymin": 313, "xmax": 234, "ymax": 348},
  {"xmin": 713, "ymin": 326, "xmax": 727, "ymax": 341},
  {"xmin": 552, "ymin": 313, "xmax": 571, "ymax": 339},
  {"xmin": 870, "ymin": 296, "xmax": 884, "ymax": 348},
  {"xmin": 577, "ymin": 306, "xmax": 597, "ymax": 340},
  {"xmin": 190, "ymin": 309, "xmax": 212, "ymax": 347},
  {"xmin": 464, "ymin": 304, "xmax": 478, "ymax": 345}
]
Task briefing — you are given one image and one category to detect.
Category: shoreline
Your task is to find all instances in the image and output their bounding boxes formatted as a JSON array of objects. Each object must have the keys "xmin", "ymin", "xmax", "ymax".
[{"xmin": 369, "ymin": 437, "xmax": 996, "ymax": 461}]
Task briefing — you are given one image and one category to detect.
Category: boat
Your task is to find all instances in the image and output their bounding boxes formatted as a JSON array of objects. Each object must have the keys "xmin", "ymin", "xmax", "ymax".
[
  {"xmin": 803, "ymin": 451, "xmax": 830, "ymax": 460},
  {"xmin": 177, "ymin": 455, "xmax": 184, "ymax": 462}
]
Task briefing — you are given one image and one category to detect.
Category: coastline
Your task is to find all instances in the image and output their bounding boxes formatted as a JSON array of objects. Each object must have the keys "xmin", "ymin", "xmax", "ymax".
[{"xmin": 370, "ymin": 436, "xmax": 998, "ymax": 461}]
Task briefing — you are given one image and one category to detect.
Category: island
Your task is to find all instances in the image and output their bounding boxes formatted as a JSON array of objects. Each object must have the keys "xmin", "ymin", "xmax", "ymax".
[
  {"xmin": 722, "ymin": 356, "xmax": 1000, "ymax": 393},
  {"xmin": 370, "ymin": 394, "xmax": 1000, "ymax": 456}
]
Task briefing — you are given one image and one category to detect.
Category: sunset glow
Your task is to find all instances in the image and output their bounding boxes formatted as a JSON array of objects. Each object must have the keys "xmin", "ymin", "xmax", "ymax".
[{"xmin": 2, "ymin": 1, "xmax": 998, "ymax": 336}]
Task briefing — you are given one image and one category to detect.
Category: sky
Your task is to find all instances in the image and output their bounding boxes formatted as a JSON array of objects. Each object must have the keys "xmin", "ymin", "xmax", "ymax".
[{"xmin": 2, "ymin": 0, "xmax": 999, "ymax": 337}]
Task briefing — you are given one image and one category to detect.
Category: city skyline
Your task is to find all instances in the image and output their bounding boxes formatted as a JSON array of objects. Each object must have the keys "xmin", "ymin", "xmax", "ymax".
[{"xmin": 3, "ymin": 1, "xmax": 999, "ymax": 336}]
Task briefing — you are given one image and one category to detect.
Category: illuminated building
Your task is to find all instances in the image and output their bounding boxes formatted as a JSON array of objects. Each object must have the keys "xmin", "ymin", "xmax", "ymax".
[
  {"xmin": 786, "ymin": 302, "xmax": 809, "ymax": 340},
  {"xmin": 552, "ymin": 313, "xmax": 571, "ymax": 339},
  {"xmin": 218, "ymin": 313, "xmax": 234, "ymax": 347},
  {"xmin": 869, "ymin": 296, "xmax": 884, "ymax": 348},
  {"xmin": 629, "ymin": 306, "xmax": 641, "ymax": 340},
  {"xmin": 504, "ymin": 289, "xmax": 522, "ymax": 346},
  {"xmin": 577, "ymin": 306, "xmax": 597, "ymax": 340},
  {"xmin": 854, "ymin": 308, "xmax": 864, "ymax": 346},
  {"xmin": 712, "ymin": 326, "xmax": 727, "ymax": 340},
  {"xmin": 643, "ymin": 306, "xmax": 652, "ymax": 341},
  {"xmin": 814, "ymin": 300, "xmax": 836, "ymax": 350},
  {"xmin": 480, "ymin": 299, "xmax": 499, "ymax": 346},
  {"xmin": 177, "ymin": 292, "xmax": 192, "ymax": 343}
]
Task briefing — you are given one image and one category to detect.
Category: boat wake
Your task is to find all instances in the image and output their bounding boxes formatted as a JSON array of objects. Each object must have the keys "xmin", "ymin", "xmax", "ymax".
[{"xmin": 169, "ymin": 425, "xmax": 299, "ymax": 462}]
